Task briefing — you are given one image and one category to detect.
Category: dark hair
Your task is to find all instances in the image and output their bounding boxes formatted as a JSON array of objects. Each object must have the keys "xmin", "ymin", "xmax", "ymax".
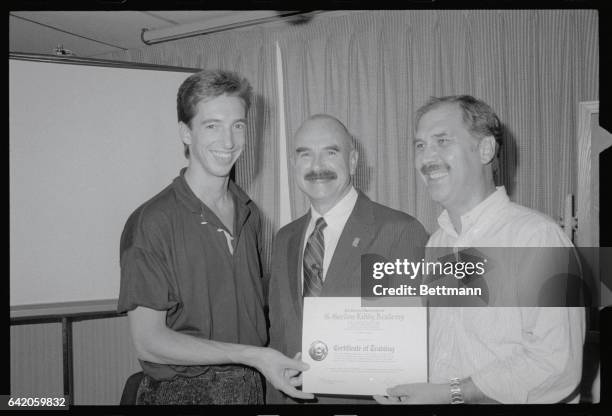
[
  {"xmin": 415, "ymin": 95, "xmax": 503, "ymax": 151},
  {"xmin": 177, "ymin": 69, "xmax": 252, "ymax": 158}
]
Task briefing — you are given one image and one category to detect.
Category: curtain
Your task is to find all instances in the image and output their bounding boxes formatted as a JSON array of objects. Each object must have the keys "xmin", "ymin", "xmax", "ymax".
[
  {"xmin": 101, "ymin": 28, "xmax": 280, "ymax": 275},
  {"xmin": 99, "ymin": 9, "xmax": 599, "ymax": 265},
  {"xmin": 277, "ymin": 10, "xmax": 599, "ymax": 233}
]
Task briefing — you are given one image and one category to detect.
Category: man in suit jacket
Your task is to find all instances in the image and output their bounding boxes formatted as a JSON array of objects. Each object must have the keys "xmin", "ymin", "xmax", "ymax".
[{"xmin": 267, "ymin": 114, "xmax": 428, "ymax": 404}]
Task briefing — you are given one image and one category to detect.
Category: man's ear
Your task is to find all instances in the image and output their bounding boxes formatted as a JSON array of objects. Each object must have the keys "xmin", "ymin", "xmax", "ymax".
[
  {"xmin": 179, "ymin": 122, "xmax": 192, "ymax": 146},
  {"xmin": 349, "ymin": 150, "xmax": 359, "ymax": 175},
  {"xmin": 479, "ymin": 136, "xmax": 496, "ymax": 165}
]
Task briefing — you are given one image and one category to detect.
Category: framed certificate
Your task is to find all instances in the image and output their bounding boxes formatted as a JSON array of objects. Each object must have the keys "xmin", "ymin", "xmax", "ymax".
[{"xmin": 301, "ymin": 297, "xmax": 427, "ymax": 396}]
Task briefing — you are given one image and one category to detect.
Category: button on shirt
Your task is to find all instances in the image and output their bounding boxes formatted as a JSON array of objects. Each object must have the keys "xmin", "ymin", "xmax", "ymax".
[
  {"xmin": 428, "ymin": 186, "xmax": 585, "ymax": 403},
  {"xmin": 300, "ymin": 187, "xmax": 358, "ymax": 293}
]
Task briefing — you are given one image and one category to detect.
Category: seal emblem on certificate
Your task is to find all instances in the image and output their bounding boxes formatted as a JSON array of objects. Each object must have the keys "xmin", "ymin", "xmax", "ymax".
[
  {"xmin": 308, "ymin": 340, "xmax": 329, "ymax": 361},
  {"xmin": 301, "ymin": 297, "xmax": 427, "ymax": 396}
]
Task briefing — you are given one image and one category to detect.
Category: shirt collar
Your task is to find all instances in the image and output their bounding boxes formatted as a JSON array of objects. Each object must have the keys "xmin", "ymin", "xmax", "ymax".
[
  {"xmin": 310, "ymin": 186, "xmax": 358, "ymax": 225},
  {"xmin": 437, "ymin": 186, "xmax": 510, "ymax": 238},
  {"xmin": 173, "ymin": 167, "xmax": 252, "ymax": 214}
]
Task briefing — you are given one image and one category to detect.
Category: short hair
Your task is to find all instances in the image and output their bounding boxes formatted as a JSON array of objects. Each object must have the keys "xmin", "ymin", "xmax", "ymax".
[
  {"xmin": 415, "ymin": 95, "xmax": 503, "ymax": 151},
  {"xmin": 177, "ymin": 69, "xmax": 252, "ymax": 158}
]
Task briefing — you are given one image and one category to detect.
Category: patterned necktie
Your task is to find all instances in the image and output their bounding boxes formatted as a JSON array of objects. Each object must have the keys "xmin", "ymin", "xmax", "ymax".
[{"xmin": 303, "ymin": 217, "xmax": 327, "ymax": 297}]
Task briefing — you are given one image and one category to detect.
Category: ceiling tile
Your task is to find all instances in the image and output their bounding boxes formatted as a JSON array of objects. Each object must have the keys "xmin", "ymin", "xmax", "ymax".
[
  {"xmin": 8, "ymin": 10, "xmax": 312, "ymax": 58},
  {"xmin": 10, "ymin": 11, "xmax": 171, "ymax": 53},
  {"xmin": 10, "ymin": 15, "xmax": 122, "ymax": 57},
  {"xmin": 147, "ymin": 11, "xmax": 238, "ymax": 25}
]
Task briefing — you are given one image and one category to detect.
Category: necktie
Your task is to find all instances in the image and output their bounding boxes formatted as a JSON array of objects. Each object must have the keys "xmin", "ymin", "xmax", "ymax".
[{"xmin": 303, "ymin": 217, "xmax": 327, "ymax": 297}]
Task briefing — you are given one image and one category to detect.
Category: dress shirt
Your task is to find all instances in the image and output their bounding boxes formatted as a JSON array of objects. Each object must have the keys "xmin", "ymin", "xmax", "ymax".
[
  {"xmin": 301, "ymin": 186, "xmax": 358, "ymax": 290},
  {"xmin": 428, "ymin": 186, "xmax": 585, "ymax": 403}
]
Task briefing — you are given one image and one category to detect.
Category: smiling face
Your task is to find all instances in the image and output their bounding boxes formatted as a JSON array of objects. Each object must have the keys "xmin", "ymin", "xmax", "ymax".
[
  {"xmin": 180, "ymin": 94, "xmax": 246, "ymax": 179},
  {"xmin": 414, "ymin": 103, "xmax": 488, "ymax": 213},
  {"xmin": 293, "ymin": 116, "xmax": 358, "ymax": 214}
]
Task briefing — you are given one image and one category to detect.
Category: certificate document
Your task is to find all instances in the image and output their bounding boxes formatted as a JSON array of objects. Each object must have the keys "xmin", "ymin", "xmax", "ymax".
[{"xmin": 301, "ymin": 297, "xmax": 427, "ymax": 396}]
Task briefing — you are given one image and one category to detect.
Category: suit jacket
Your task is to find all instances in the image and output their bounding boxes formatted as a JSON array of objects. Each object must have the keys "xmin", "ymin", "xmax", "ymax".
[{"xmin": 267, "ymin": 190, "xmax": 428, "ymax": 404}]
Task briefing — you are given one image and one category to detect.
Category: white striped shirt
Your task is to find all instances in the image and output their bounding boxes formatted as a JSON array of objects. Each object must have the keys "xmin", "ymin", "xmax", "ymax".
[{"xmin": 428, "ymin": 187, "xmax": 585, "ymax": 403}]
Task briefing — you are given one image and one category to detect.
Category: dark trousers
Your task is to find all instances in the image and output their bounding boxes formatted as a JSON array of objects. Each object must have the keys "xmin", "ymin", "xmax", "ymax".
[{"xmin": 136, "ymin": 365, "xmax": 264, "ymax": 405}]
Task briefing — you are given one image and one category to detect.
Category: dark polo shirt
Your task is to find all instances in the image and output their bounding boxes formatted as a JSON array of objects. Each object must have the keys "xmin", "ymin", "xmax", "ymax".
[{"xmin": 118, "ymin": 168, "xmax": 267, "ymax": 380}]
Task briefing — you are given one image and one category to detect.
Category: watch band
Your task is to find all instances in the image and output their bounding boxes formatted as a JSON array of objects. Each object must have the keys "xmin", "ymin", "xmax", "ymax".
[{"xmin": 449, "ymin": 377, "xmax": 465, "ymax": 404}]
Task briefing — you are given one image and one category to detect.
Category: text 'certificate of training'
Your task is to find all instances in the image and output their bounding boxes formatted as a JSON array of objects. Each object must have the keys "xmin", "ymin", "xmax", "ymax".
[{"xmin": 301, "ymin": 297, "xmax": 427, "ymax": 396}]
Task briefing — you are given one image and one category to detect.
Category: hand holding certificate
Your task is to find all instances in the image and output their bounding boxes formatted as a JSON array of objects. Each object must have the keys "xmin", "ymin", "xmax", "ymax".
[{"xmin": 301, "ymin": 297, "xmax": 427, "ymax": 396}]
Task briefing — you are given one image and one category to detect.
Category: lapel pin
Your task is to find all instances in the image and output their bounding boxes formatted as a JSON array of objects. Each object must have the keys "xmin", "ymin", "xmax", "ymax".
[{"xmin": 352, "ymin": 237, "xmax": 360, "ymax": 247}]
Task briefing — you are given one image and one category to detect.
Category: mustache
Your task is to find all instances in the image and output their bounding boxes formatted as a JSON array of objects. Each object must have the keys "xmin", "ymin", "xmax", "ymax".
[
  {"xmin": 421, "ymin": 163, "xmax": 450, "ymax": 176},
  {"xmin": 304, "ymin": 170, "xmax": 338, "ymax": 181}
]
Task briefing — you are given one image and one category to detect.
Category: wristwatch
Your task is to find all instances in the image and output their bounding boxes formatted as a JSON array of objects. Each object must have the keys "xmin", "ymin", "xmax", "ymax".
[{"xmin": 449, "ymin": 377, "xmax": 464, "ymax": 404}]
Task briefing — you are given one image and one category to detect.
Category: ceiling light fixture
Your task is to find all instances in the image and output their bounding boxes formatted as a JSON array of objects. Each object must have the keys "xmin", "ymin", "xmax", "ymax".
[
  {"xmin": 140, "ymin": 11, "xmax": 320, "ymax": 45},
  {"xmin": 53, "ymin": 44, "xmax": 76, "ymax": 56}
]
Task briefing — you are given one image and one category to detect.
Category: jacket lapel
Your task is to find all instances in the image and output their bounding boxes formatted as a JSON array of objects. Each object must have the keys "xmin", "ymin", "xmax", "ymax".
[
  {"xmin": 323, "ymin": 191, "xmax": 377, "ymax": 295},
  {"xmin": 286, "ymin": 213, "xmax": 310, "ymax": 317}
]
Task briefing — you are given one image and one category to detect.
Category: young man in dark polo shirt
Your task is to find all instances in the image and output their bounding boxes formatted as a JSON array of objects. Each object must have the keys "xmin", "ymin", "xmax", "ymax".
[{"xmin": 118, "ymin": 70, "xmax": 313, "ymax": 404}]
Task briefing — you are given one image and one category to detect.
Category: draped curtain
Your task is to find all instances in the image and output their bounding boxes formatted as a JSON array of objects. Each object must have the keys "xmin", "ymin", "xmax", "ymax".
[
  {"xmin": 101, "ymin": 9, "xmax": 598, "ymax": 271},
  {"xmin": 277, "ymin": 10, "xmax": 598, "ymax": 232}
]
